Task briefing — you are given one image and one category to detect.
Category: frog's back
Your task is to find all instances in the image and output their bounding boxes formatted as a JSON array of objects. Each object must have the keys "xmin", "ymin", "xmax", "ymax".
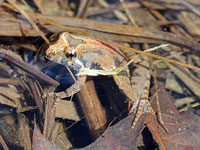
[{"xmin": 76, "ymin": 38, "xmax": 125, "ymax": 71}]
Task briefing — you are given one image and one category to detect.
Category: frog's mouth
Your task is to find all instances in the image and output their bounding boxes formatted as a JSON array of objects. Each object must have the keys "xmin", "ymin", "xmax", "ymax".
[
  {"xmin": 67, "ymin": 60, "xmax": 75, "ymax": 65},
  {"xmin": 45, "ymin": 55, "xmax": 67, "ymax": 66}
]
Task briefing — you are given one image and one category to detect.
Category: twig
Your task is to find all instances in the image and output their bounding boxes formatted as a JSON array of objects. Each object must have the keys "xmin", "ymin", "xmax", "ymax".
[
  {"xmin": 0, "ymin": 8, "xmax": 199, "ymax": 53},
  {"xmin": 76, "ymin": 0, "xmax": 94, "ymax": 18},
  {"xmin": 0, "ymin": 135, "xmax": 9, "ymax": 150},
  {"xmin": 0, "ymin": 48, "xmax": 59, "ymax": 87},
  {"xmin": 120, "ymin": 0, "xmax": 137, "ymax": 26},
  {"xmin": 7, "ymin": 0, "xmax": 50, "ymax": 44},
  {"xmin": 180, "ymin": 0, "xmax": 200, "ymax": 17},
  {"xmin": 0, "ymin": 77, "xmax": 19, "ymax": 85},
  {"xmin": 27, "ymin": 78, "xmax": 44, "ymax": 115},
  {"xmin": 152, "ymin": 68, "xmax": 169, "ymax": 132}
]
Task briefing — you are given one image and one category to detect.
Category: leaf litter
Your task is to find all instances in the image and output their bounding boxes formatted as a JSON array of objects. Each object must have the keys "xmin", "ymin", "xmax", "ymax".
[{"xmin": 0, "ymin": 0, "xmax": 199, "ymax": 150}]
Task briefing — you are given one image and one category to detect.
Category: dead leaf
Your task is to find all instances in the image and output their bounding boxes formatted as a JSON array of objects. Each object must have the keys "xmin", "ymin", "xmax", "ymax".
[
  {"xmin": 147, "ymin": 69, "xmax": 200, "ymax": 150},
  {"xmin": 75, "ymin": 113, "xmax": 145, "ymax": 150},
  {"xmin": 32, "ymin": 124, "xmax": 64, "ymax": 150}
]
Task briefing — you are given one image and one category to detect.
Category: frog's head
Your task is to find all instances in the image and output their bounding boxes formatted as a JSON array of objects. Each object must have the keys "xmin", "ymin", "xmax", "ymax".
[{"xmin": 45, "ymin": 32, "xmax": 83, "ymax": 67}]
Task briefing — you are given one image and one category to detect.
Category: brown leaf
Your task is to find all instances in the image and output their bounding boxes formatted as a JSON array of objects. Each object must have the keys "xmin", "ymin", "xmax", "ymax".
[
  {"xmin": 147, "ymin": 69, "xmax": 200, "ymax": 150},
  {"xmin": 75, "ymin": 113, "xmax": 145, "ymax": 150},
  {"xmin": 32, "ymin": 124, "xmax": 64, "ymax": 150}
]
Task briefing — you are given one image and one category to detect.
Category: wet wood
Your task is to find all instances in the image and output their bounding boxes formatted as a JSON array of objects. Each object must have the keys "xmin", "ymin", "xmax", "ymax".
[
  {"xmin": 0, "ymin": 12, "xmax": 200, "ymax": 54},
  {"xmin": 0, "ymin": 48, "xmax": 59, "ymax": 87},
  {"xmin": 55, "ymin": 100, "xmax": 81, "ymax": 121},
  {"xmin": 50, "ymin": 122, "xmax": 72, "ymax": 149},
  {"xmin": 76, "ymin": 79, "xmax": 107, "ymax": 139},
  {"xmin": 27, "ymin": 78, "xmax": 44, "ymax": 115},
  {"xmin": 0, "ymin": 86, "xmax": 20, "ymax": 107},
  {"xmin": 0, "ymin": 77, "xmax": 19, "ymax": 85},
  {"xmin": 18, "ymin": 114, "xmax": 31, "ymax": 150},
  {"xmin": 43, "ymin": 95, "xmax": 56, "ymax": 139},
  {"xmin": 0, "ymin": 0, "xmax": 200, "ymax": 149}
]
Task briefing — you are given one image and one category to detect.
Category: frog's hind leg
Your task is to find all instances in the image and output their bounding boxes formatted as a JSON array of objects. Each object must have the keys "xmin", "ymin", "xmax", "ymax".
[
  {"xmin": 114, "ymin": 60, "xmax": 154, "ymax": 128},
  {"xmin": 130, "ymin": 99, "xmax": 155, "ymax": 128},
  {"xmin": 129, "ymin": 60, "xmax": 154, "ymax": 128},
  {"xmin": 56, "ymin": 75, "xmax": 87, "ymax": 98}
]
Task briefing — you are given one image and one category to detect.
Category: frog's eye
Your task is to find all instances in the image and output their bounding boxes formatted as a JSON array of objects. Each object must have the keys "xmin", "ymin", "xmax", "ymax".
[
  {"xmin": 52, "ymin": 50, "xmax": 57, "ymax": 54},
  {"xmin": 66, "ymin": 51, "xmax": 77, "ymax": 59}
]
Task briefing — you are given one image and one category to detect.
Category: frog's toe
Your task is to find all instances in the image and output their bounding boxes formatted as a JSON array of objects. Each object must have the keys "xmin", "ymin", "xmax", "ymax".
[
  {"xmin": 56, "ymin": 91, "xmax": 71, "ymax": 98},
  {"xmin": 42, "ymin": 92, "xmax": 56, "ymax": 98}
]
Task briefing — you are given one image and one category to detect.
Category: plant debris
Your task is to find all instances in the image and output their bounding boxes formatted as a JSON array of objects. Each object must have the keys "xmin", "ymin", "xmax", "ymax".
[{"xmin": 0, "ymin": 0, "xmax": 200, "ymax": 150}]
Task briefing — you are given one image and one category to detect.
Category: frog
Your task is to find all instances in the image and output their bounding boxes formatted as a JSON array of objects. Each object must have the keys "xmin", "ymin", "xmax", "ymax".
[{"xmin": 44, "ymin": 32, "xmax": 154, "ymax": 128}]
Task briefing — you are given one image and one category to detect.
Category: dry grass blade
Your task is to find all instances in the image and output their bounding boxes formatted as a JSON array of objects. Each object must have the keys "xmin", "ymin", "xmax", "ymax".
[
  {"xmin": 36, "ymin": 17, "xmax": 88, "ymax": 35},
  {"xmin": 105, "ymin": 41, "xmax": 200, "ymax": 72},
  {"xmin": 0, "ymin": 135, "xmax": 9, "ymax": 150},
  {"xmin": 166, "ymin": 62, "xmax": 200, "ymax": 97},
  {"xmin": 98, "ymin": 0, "xmax": 128, "ymax": 23},
  {"xmin": 152, "ymin": 68, "xmax": 169, "ymax": 133},
  {"xmin": 117, "ymin": 44, "xmax": 169, "ymax": 74},
  {"xmin": 120, "ymin": 0, "xmax": 137, "ymax": 26},
  {"xmin": 32, "ymin": 0, "xmax": 45, "ymax": 14},
  {"xmin": 1, "ymin": 2, "xmax": 86, "ymax": 35},
  {"xmin": 76, "ymin": 0, "xmax": 93, "ymax": 18},
  {"xmin": 180, "ymin": 0, "xmax": 200, "ymax": 17},
  {"xmin": 6, "ymin": 0, "xmax": 50, "ymax": 45},
  {"xmin": 65, "ymin": 66, "xmax": 76, "ymax": 82}
]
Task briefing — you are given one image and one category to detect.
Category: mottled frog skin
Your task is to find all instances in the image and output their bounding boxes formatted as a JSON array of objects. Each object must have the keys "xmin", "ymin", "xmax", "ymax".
[
  {"xmin": 45, "ymin": 32, "xmax": 154, "ymax": 128},
  {"xmin": 46, "ymin": 32, "xmax": 125, "ymax": 76},
  {"xmin": 45, "ymin": 32, "xmax": 132, "ymax": 99}
]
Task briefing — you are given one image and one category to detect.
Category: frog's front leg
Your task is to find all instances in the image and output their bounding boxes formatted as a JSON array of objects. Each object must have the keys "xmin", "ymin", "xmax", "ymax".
[
  {"xmin": 113, "ymin": 62, "xmax": 137, "ymax": 102},
  {"xmin": 56, "ymin": 75, "xmax": 87, "ymax": 98}
]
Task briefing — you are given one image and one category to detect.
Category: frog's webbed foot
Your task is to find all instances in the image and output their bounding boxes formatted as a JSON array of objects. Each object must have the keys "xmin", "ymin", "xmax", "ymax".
[
  {"xmin": 55, "ymin": 76, "xmax": 87, "ymax": 98},
  {"xmin": 129, "ymin": 60, "xmax": 155, "ymax": 128},
  {"xmin": 129, "ymin": 99, "xmax": 155, "ymax": 128}
]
